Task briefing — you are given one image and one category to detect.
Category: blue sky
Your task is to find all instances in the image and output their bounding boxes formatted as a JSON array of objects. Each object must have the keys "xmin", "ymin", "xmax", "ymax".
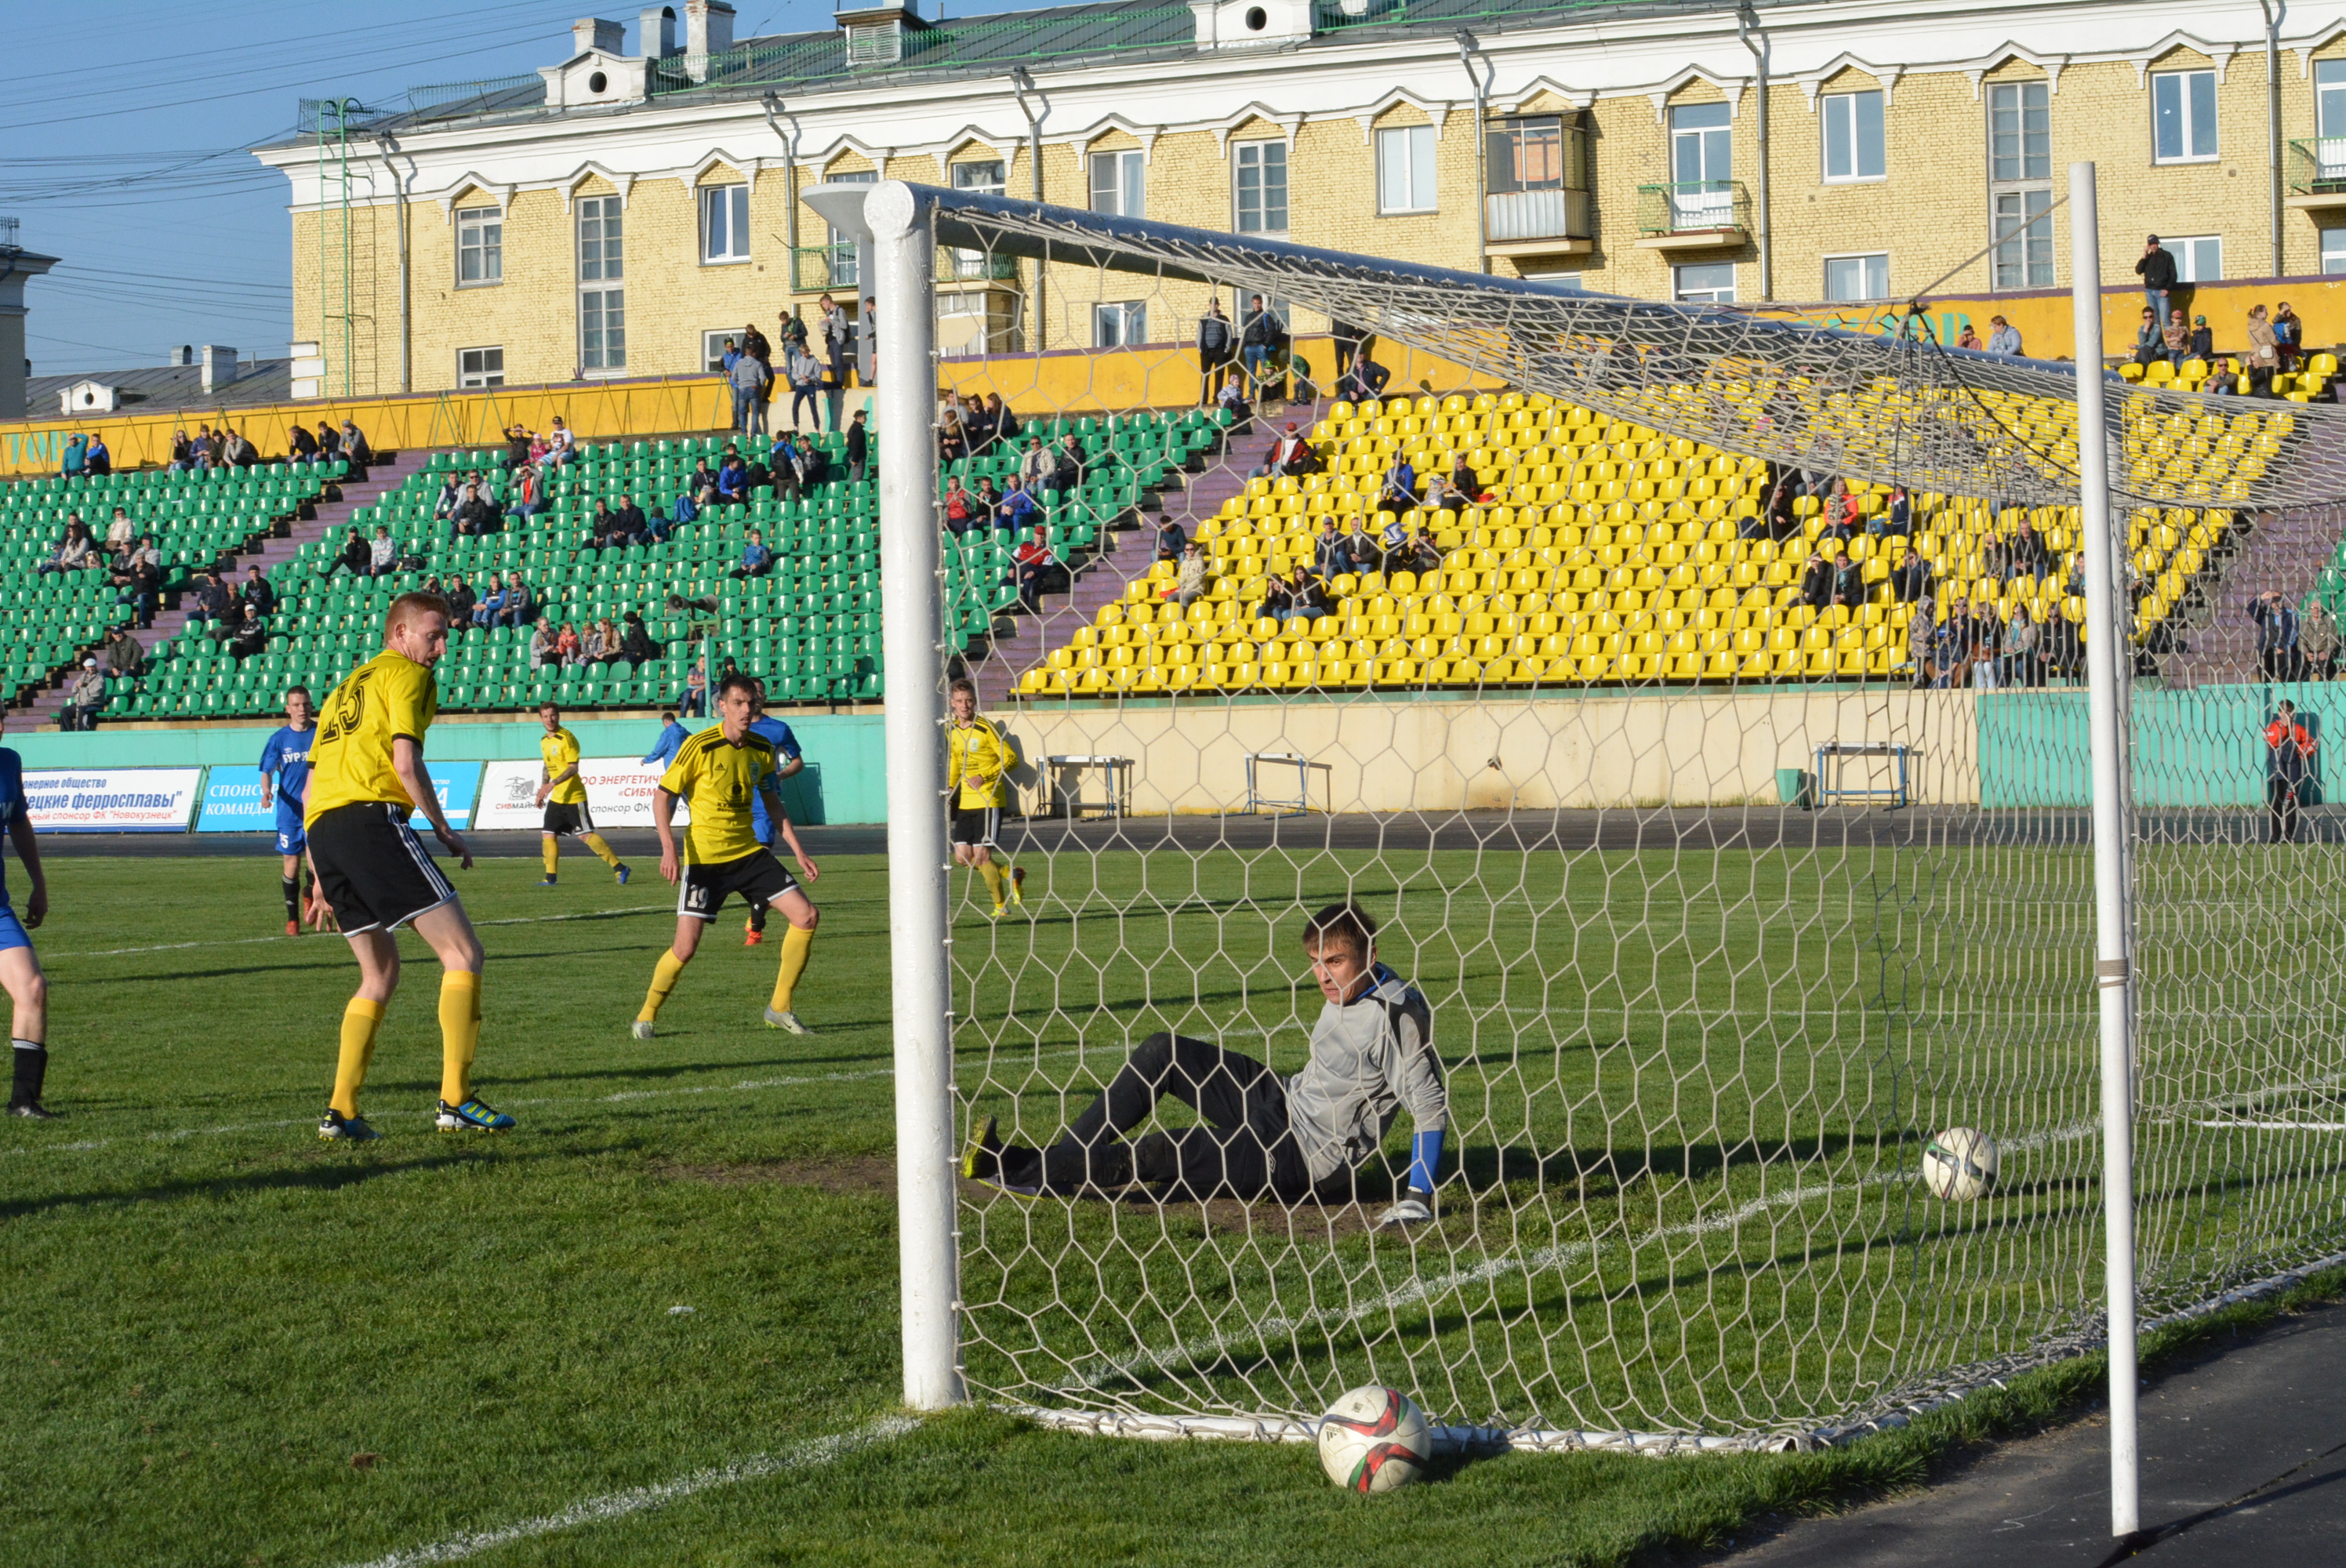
[{"xmin": 5, "ymin": 0, "xmax": 996, "ymax": 378}]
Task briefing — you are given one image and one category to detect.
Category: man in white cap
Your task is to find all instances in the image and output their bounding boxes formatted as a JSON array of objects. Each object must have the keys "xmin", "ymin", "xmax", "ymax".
[{"xmin": 63, "ymin": 659, "xmax": 106, "ymax": 732}]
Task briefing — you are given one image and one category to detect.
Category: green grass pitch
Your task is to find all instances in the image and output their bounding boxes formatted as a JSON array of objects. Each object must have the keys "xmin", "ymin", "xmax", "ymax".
[{"xmin": 2, "ymin": 840, "xmax": 2341, "ymax": 1566}]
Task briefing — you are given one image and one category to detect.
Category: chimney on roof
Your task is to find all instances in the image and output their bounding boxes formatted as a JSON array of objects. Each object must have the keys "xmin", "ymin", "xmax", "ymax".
[
  {"xmin": 170, "ymin": 345, "xmax": 194, "ymax": 366},
  {"xmin": 201, "ymin": 345, "xmax": 240, "ymax": 394},
  {"xmin": 638, "ymin": 4, "xmax": 679, "ymax": 56},
  {"xmin": 685, "ymin": 2, "xmax": 735, "ymax": 58},
  {"xmin": 572, "ymin": 16, "xmax": 626, "ymax": 55}
]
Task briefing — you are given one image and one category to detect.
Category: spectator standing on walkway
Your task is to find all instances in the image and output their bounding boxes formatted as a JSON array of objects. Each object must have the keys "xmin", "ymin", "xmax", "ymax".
[
  {"xmin": 846, "ymin": 409, "xmax": 870, "ymax": 483},
  {"xmin": 2301, "ymin": 596, "xmax": 2340, "ymax": 681},
  {"xmin": 729, "ymin": 346, "xmax": 771, "ymax": 438},
  {"xmin": 2264, "ymin": 699, "xmax": 2318, "ymax": 844},
  {"xmin": 2251, "ymin": 590, "xmax": 2299, "ymax": 679},
  {"xmin": 2274, "ymin": 301, "xmax": 2304, "ymax": 372},
  {"xmin": 1240, "ymin": 294, "xmax": 1284, "ymax": 400},
  {"xmin": 2135, "ymin": 235, "xmax": 2177, "ymax": 325},
  {"xmin": 2246, "ymin": 305, "xmax": 2281, "ymax": 396},
  {"xmin": 1197, "ymin": 299, "xmax": 1235, "ymax": 405}
]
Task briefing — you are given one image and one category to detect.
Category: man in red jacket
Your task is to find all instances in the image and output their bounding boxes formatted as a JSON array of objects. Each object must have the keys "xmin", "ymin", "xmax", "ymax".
[{"xmin": 2264, "ymin": 699, "xmax": 2318, "ymax": 844}]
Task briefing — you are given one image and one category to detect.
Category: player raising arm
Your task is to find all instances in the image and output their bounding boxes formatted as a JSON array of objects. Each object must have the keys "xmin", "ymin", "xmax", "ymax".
[
  {"xmin": 946, "ymin": 678, "xmax": 1023, "ymax": 919},
  {"xmin": 532, "ymin": 702, "xmax": 631, "ymax": 887},
  {"xmin": 304, "ymin": 591, "xmax": 510, "ymax": 1141},
  {"xmin": 1, "ymin": 746, "xmax": 56, "ymax": 1119},
  {"xmin": 259, "ymin": 685, "xmax": 321, "ymax": 935},
  {"xmin": 964, "ymin": 902, "xmax": 1446, "ymax": 1225},
  {"xmin": 634, "ymin": 673, "xmax": 822, "ymax": 1039}
]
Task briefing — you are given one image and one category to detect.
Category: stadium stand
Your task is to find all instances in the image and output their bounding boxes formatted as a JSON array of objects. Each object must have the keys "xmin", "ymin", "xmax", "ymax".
[
  {"xmin": 1011, "ymin": 390, "xmax": 2261, "ymax": 696},
  {"xmin": 2119, "ymin": 350, "xmax": 2341, "ymax": 398}
]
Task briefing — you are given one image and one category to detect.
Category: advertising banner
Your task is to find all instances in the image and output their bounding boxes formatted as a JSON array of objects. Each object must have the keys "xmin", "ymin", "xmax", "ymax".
[
  {"xmin": 472, "ymin": 758, "xmax": 686, "ymax": 830},
  {"xmin": 197, "ymin": 761, "xmax": 484, "ymax": 832},
  {"xmin": 22, "ymin": 768, "xmax": 203, "ymax": 833}
]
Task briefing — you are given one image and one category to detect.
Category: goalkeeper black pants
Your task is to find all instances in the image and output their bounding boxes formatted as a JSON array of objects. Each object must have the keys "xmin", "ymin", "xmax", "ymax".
[{"xmin": 1027, "ymin": 1032, "xmax": 1313, "ymax": 1200}]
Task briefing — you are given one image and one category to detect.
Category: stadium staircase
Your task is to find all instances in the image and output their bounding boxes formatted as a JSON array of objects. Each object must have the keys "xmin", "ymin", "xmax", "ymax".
[{"xmin": 2163, "ymin": 502, "xmax": 2346, "ymax": 688}]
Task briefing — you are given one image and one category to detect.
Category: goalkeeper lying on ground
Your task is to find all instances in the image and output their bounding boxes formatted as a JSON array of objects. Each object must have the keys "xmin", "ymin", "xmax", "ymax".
[{"xmin": 963, "ymin": 902, "xmax": 1446, "ymax": 1224}]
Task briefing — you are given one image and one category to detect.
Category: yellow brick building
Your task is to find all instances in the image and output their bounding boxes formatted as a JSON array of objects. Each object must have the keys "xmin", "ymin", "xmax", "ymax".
[{"xmin": 257, "ymin": 0, "xmax": 2346, "ymax": 398}]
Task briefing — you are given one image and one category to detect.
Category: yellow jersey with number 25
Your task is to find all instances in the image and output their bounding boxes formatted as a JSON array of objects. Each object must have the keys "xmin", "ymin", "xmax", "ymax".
[{"xmin": 306, "ymin": 650, "xmax": 438, "ymax": 826}]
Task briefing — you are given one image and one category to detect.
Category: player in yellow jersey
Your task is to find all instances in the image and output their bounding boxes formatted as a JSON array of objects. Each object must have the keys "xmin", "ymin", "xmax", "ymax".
[
  {"xmin": 302, "ymin": 591, "xmax": 510, "ymax": 1141},
  {"xmin": 633, "ymin": 671, "xmax": 823, "ymax": 1040},
  {"xmin": 946, "ymin": 678, "xmax": 1023, "ymax": 918},
  {"xmin": 532, "ymin": 702, "xmax": 631, "ymax": 888}
]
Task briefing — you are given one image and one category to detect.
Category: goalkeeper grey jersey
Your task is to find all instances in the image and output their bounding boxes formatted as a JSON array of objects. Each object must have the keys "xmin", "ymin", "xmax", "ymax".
[{"xmin": 1284, "ymin": 964, "xmax": 1444, "ymax": 1183}]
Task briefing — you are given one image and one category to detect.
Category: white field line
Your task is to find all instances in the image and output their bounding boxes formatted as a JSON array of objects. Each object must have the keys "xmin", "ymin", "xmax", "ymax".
[
  {"xmin": 336, "ymin": 1416, "xmax": 917, "ymax": 1568},
  {"xmin": 43, "ymin": 902, "xmax": 677, "ymax": 961}
]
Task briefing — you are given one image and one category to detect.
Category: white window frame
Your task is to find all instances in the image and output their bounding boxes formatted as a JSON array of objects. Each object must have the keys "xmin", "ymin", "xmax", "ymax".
[
  {"xmin": 950, "ymin": 159, "xmax": 1006, "ymax": 194},
  {"xmin": 1988, "ymin": 80, "xmax": 2051, "ymax": 184},
  {"xmin": 1822, "ymin": 252, "xmax": 1890, "ymax": 303},
  {"xmin": 1672, "ymin": 262, "xmax": 1736, "ymax": 303},
  {"xmin": 1820, "ymin": 91, "xmax": 1886, "ymax": 183},
  {"xmin": 1376, "ymin": 125, "xmax": 1437, "ymax": 214},
  {"xmin": 1987, "ymin": 82, "xmax": 2054, "ymax": 289},
  {"xmin": 2322, "ymin": 225, "xmax": 2346, "ymax": 275},
  {"xmin": 456, "ymin": 346, "xmax": 504, "ymax": 388},
  {"xmin": 1991, "ymin": 189, "xmax": 2054, "ymax": 289},
  {"xmin": 2164, "ymin": 234, "xmax": 2222, "ymax": 284},
  {"xmin": 2151, "ymin": 67, "xmax": 2219, "ymax": 165},
  {"xmin": 456, "ymin": 205, "xmax": 502, "ymax": 287},
  {"xmin": 700, "ymin": 183, "xmax": 750, "ymax": 264},
  {"xmin": 1233, "ymin": 140, "xmax": 1288, "ymax": 235},
  {"xmin": 1088, "ymin": 149, "xmax": 1145, "ymax": 219},
  {"xmin": 578, "ymin": 194, "xmax": 626, "ymax": 375},
  {"xmin": 1669, "ymin": 102, "xmax": 1732, "ymax": 185},
  {"xmin": 1092, "ymin": 302, "xmax": 1147, "ymax": 348}
]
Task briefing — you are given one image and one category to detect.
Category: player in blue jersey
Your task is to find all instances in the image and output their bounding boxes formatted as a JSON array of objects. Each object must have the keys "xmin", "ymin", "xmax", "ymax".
[
  {"xmin": 0, "ymin": 747, "xmax": 56, "ymax": 1119},
  {"xmin": 260, "ymin": 686, "xmax": 321, "ymax": 936},
  {"xmin": 743, "ymin": 680, "xmax": 805, "ymax": 946}
]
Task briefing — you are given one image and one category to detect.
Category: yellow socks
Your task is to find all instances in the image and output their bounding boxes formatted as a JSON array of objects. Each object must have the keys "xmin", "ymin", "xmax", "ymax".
[
  {"xmin": 639, "ymin": 950, "xmax": 687, "ymax": 1023},
  {"xmin": 978, "ymin": 861, "xmax": 1006, "ymax": 908},
  {"xmin": 438, "ymin": 971, "xmax": 481, "ymax": 1105},
  {"xmin": 582, "ymin": 833, "xmax": 622, "ymax": 869},
  {"xmin": 331, "ymin": 998, "xmax": 385, "ymax": 1117},
  {"xmin": 771, "ymin": 925, "xmax": 814, "ymax": 1014},
  {"xmin": 540, "ymin": 837, "xmax": 560, "ymax": 877}
]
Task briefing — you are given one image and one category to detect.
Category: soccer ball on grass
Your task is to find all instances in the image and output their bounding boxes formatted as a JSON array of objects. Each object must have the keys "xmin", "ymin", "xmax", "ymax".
[
  {"xmin": 1922, "ymin": 1127, "xmax": 1999, "ymax": 1201},
  {"xmin": 1316, "ymin": 1385, "xmax": 1432, "ymax": 1494}
]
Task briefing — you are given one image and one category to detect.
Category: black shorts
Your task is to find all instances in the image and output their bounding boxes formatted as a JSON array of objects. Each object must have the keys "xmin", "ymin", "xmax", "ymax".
[
  {"xmin": 542, "ymin": 799, "xmax": 596, "ymax": 837},
  {"xmin": 950, "ymin": 803, "xmax": 999, "ymax": 848},
  {"xmin": 307, "ymin": 802, "xmax": 456, "ymax": 935},
  {"xmin": 678, "ymin": 851, "xmax": 799, "ymax": 922}
]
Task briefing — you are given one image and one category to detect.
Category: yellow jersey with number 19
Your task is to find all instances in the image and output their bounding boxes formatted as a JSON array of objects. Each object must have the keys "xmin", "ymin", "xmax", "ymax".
[
  {"xmin": 305, "ymin": 650, "xmax": 439, "ymax": 826},
  {"xmin": 539, "ymin": 727, "xmax": 587, "ymax": 805},
  {"xmin": 659, "ymin": 727, "xmax": 776, "ymax": 864}
]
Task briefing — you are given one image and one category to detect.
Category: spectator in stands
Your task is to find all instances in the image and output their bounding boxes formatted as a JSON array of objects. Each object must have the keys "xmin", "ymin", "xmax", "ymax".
[
  {"xmin": 83, "ymin": 434, "xmax": 111, "ymax": 476},
  {"xmin": 472, "ymin": 575, "xmax": 507, "ymax": 629},
  {"xmin": 1339, "ymin": 516, "xmax": 1379, "ymax": 575},
  {"xmin": 60, "ymin": 434, "xmax": 86, "ymax": 478},
  {"xmin": 2252, "ymin": 590, "xmax": 2299, "ymax": 679},
  {"xmin": 240, "ymin": 565, "xmax": 277, "ymax": 619},
  {"xmin": 718, "ymin": 335, "xmax": 741, "ymax": 376},
  {"xmin": 1821, "ymin": 481, "xmax": 1861, "ymax": 541},
  {"xmin": 2273, "ymin": 302, "xmax": 2304, "ymax": 372},
  {"xmin": 945, "ymin": 476, "xmax": 980, "ymax": 535},
  {"xmin": 1425, "ymin": 471, "xmax": 1474, "ymax": 512},
  {"xmin": 2003, "ymin": 609, "xmax": 2043, "ymax": 688},
  {"xmin": 962, "ymin": 396, "xmax": 998, "ymax": 455},
  {"xmin": 1015, "ymin": 436, "xmax": 1050, "ymax": 495},
  {"xmin": 619, "ymin": 612, "xmax": 655, "ymax": 667},
  {"xmin": 2137, "ymin": 234, "xmax": 2178, "ymax": 322},
  {"xmin": 342, "ymin": 420, "xmax": 372, "ymax": 463},
  {"xmin": 605, "ymin": 495, "xmax": 645, "ymax": 546},
  {"xmin": 547, "ymin": 418, "xmax": 577, "ymax": 466},
  {"xmin": 187, "ymin": 568, "xmax": 232, "ymax": 630},
  {"xmin": 432, "ymin": 473, "xmax": 463, "ymax": 524},
  {"xmin": 1398, "ymin": 527, "xmax": 1440, "ymax": 578},
  {"xmin": 101, "ymin": 623, "xmax": 143, "ymax": 682},
  {"xmin": 1154, "ymin": 516, "xmax": 1187, "ymax": 561},
  {"xmin": 1309, "ymin": 517, "xmax": 1346, "ymax": 578},
  {"xmin": 1337, "ymin": 352, "xmax": 1390, "ymax": 405},
  {"xmin": 61, "ymin": 659, "xmax": 104, "ymax": 731},
  {"xmin": 1883, "ymin": 486, "xmax": 1912, "ymax": 536},
  {"xmin": 2131, "ymin": 307, "xmax": 2164, "ymax": 368},
  {"xmin": 364, "ymin": 525, "xmax": 396, "ymax": 577},
  {"xmin": 1981, "ymin": 532, "xmax": 2014, "ymax": 583},
  {"xmin": 818, "ymin": 291, "xmax": 853, "ymax": 388},
  {"xmin": 500, "ymin": 577, "xmax": 533, "ymax": 630},
  {"xmin": 1263, "ymin": 571, "xmax": 1298, "ymax": 622},
  {"xmin": 998, "ymin": 476, "xmax": 1040, "ymax": 533},
  {"xmin": 216, "ymin": 603, "xmax": 269, "ymax": 662},
  {"xmin": 731, "ymin": 530, "xmax": 775, "ymax": 580},
  {"xmin": 2246, "ymin": 305, "xmax": 2282, "ymax": 395},
  {"xmin": 847, "ymin": 408, "xmax": 871, "ymax": 484},
  {"xmin": 2266, "ymin": 699, "xmax": 2317, "ymax": 843},
  {"xmin": 1908, "ymin": 598, "xmax": 1937, "ymax": 688},
  {"xmin": 768, "ymin": 432, "xmax": 804, "ymax": 501},
  {"xmin": 785, "ymin": 339, "xmax": 825, "ymax": 431},
  {"xmin": 1378, "ymin": 452, "xmax": 1417, "ymax": 512},
  {"xmin": 1172, "ymin": 542, "xmax": 1212, "ymax": 609},
  {"xmin": 1797, "ymin": 550, "xmax": 1833, "ymax": 612},
  {"xmin": 984, "ymin": 393, "xmax": 1018, "ymax": 450},
  {"xmin": 529, "ymin": 620, "xmax": 561, "ymax": 670},
  {"xmin": 1889, "ymin": 546, "xmax": 1932, "ymax": 604},
  {"xmin": 1378, "ymin": 514, "xmax": 1410, "ymax": 568},
  {"xmin": 715, "ymin": 452, "xmax": 750, "ymax": 506},
  {"xmin": 681, "ymin": 657, "xmax": 708, "ymax": 717},
  {"xmin": 688, "ymin": 456, "xmax": 719, "ymax": 508},
  {"xmin": 224, "ymin": 428, "xmax": 258, "ymax": 468},
  {"xmin": 2186, "ymin": 315, "xmax": 2213, "ymax": 365},
  {"xmin": 586, "ymin": 499, "xmax": 619, "ymax": 550},
  {"xmin": 2160, "ymin": 308, "xmax": 2191, "ymax": 369},
  {"xmin": 584, "ymin": 618, "xmax": 620, "ymax": 664},
  {"xmin": 1255, "ymin": 423, "xmax": 1316, "ymax": 479},
  {"xmin": 501, "ymin": 423, "xmax": 531, "ymax": 472},
  {"xmin": 1013, "ymin": 524, "xmax": 1062, "ymax": 614},
  {"xmin": 1046, "ymin": 433, "xmax": 1086, "ymax": 498},
  {"xmin": 1197, "ymin": 299, "xmax": 1236, "ymax": 405},
  {"xmin": 970, "ymin": 475, "xmax": 1004, "ymax": 527},
  {"xmin": 1986, "ymin": 315, "xmax": 2022, "ymax": 356},
  {"xmin": 556, "ymin": 622, "xmax": 583, "ymax": 666},
  {"xmin": 730, "ymin": 343, "xmax": 772, "ymax": 438},
  {"xmin": 101, "ymin": 506, "xmax": 135, "ymax": 561},
  {"xmin": 1240, "ymin": 294, "xmax": 1284, "ymax": 398},
  {"xmin": 455, "ymin": 482, "xmax": 496, "ymax": 537},
  {"xmin": 288, "ymin": 422, "xmax": 321, "ymax": 466},
  {"xmin": 2010, "ymin": 520, "xmax": 2050, "ymax": 581},
  {"xmin": 169, "ymin": 429, "xmax": 194, "ymax": 471},
  {"xmin": 1290, "ymin": 568, "xmax": 1334, "ymax": 623},
  {"xmin": 939, "ymin": 408, "xmax": 969, "ymax": 464},
  {"xmin": 442, "ymin": 575, "xmax": 475, "ymax": 624},
  {"xmin": 1965, "ymin": 601, "xmax": 2003, "ymax": 688},
  {"xmin": 1831, "ymin": 550, "xmax": 1865, "ymax": 610},
  {"xmin": 2301, "ymin": 595, "xmax": 2339, "ymax": 682},
  {"xmin": 1956, "ymin": 325, "xmax": 1983, "ymax": 350},
  {"xmin": 113, "ymin": 536, "xmax": 162, "ymax": 628},
  {"xmin": 513, "ymin": 463, "xmax": 549, "ymax": 521},
  {"xmin": 39, "ymin": 518, "xmax": 95, "ymax": 575}
]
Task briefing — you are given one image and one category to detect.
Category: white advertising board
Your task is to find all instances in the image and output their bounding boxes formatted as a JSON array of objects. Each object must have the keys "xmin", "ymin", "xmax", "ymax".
[
  {"xmin": 23, "ymin": 768, "xmax": 203, "ymax": 832},
  {"xmin": 471, "ymin": 758, "xmax": 688, "ymax": 830}
]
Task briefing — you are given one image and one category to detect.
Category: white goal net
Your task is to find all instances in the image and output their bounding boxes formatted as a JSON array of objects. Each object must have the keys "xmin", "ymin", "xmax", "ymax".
[{"xmin": 856, "ymin": 181, "xmax": 2346, "ymax": 1453}]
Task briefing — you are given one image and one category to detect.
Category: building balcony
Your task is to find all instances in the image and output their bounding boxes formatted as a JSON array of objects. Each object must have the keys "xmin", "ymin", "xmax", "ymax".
[
  {"xmin": 2285, "ymin": 138, "xmax": 2346, "ymax": 209},
  {"xmin": 1632, "ymin": 181, "xmax": 1751, "ymax": 250},
  {"xmin": 794, "ymin": 244, "xmax": 1019, "ymax": 292},
  {"xmin": 937, "ymin": 247, "xmax": 1019, "ymax": 283},
  {"xmin": 1484, "ymin": 188, "xmax": 1592, "ymax": 257}
]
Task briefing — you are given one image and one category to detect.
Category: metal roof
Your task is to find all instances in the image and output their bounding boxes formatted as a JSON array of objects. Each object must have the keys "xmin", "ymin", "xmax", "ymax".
[{"xmin": 23, "ymin": 360, "xmax": 300, "ymax": 418}]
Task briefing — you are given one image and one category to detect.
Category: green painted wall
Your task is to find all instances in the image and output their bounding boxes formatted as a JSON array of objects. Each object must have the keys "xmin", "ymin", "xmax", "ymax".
[
  {"xmin": 1979, "ymin": 684, "xmax": 2333, "ymax": 808},
  {"xmin": 0, "ymin": 713, "xmax": 891, "ymax": 824}
]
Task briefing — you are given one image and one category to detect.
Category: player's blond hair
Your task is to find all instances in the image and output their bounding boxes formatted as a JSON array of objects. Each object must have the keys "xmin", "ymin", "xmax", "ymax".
[{"xmin": 385, "ymin": 591, "xmax": 452, "ymax": 634}]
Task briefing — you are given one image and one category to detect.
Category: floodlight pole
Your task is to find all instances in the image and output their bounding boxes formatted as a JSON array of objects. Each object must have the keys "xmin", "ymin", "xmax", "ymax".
[
  {"xmin": 872, "ymin": 180, "xmax": 964, "ymax": 1412},
  {"xmin": 2070, "ymin": 158, "xmax": 2141, "ymax": 1542}
]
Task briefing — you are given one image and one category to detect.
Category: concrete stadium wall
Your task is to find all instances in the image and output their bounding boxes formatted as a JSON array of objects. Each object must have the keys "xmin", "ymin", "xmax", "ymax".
[
  {"xmin": 993, "ymin": 688, "xmax": 1982, "ymax": 815},
  {"xmin": 1980, "ymin": 683, "xmax": 2339, "ymax": 808}
]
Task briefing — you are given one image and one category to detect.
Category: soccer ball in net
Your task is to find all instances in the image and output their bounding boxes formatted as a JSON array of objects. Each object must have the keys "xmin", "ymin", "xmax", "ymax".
[
  {"xmin": 1316, "ymin": 1385, "xmax": 1432, "ymax": 1494},
  {"xmin": 1923, "ymin": 1127, "xmax": 1999, "ymax": 1202}
]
